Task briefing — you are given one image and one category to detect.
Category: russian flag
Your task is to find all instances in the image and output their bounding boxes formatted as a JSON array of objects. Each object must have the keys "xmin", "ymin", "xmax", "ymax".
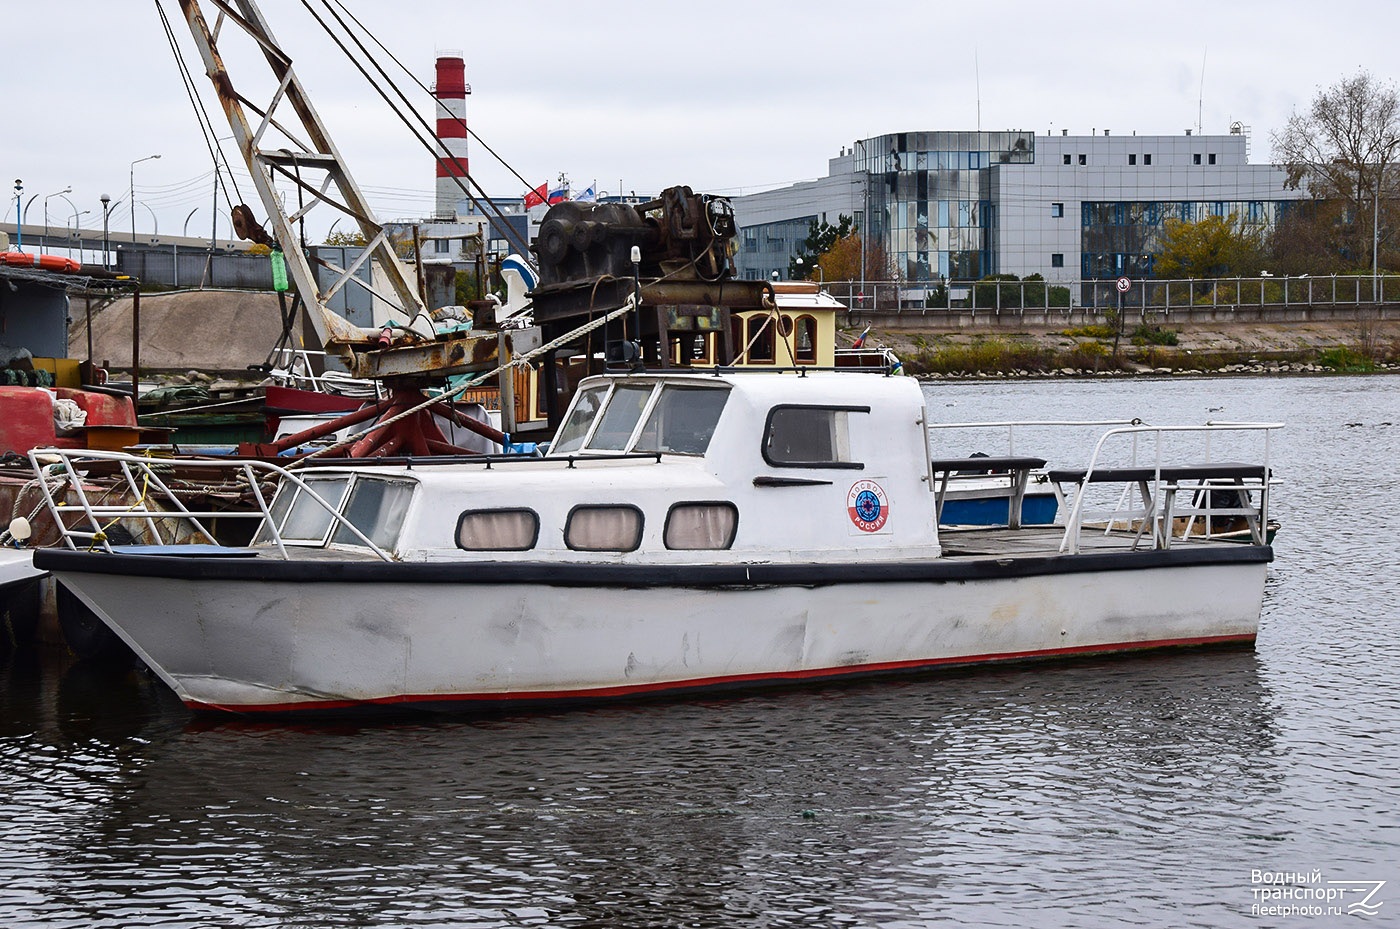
[
  {"xmin": 852, "ymin": 325, "xmax": 871, "ymax": 349},
  {"xmin": 523, "ymin": 183, "xmax": 548, "ymax": 208},
  {"xmin": 547, "ymin": 186, "xmax": 569, "ymax": 204}
]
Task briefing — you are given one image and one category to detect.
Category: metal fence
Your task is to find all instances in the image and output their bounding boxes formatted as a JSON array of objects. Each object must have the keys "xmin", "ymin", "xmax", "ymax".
[
  {"xmin": 818, "ymin": 275, "xmax": 1400, "ymax": 316},
  {"xmin": 116, "ymin": 249, "xmax": 274, "ymax": 290}
]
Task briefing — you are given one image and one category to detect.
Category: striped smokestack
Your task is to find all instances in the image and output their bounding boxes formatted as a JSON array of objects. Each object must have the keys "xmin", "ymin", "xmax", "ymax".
[{"xmin": 434, "ymin": 54, "xmax": 469, "ymax": 220}]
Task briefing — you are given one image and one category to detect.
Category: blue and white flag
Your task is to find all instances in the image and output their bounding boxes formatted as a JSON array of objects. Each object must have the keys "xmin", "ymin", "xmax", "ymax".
[{"xmin": 574, "ymin": 186, "xmax": 596, "ymax": 202}]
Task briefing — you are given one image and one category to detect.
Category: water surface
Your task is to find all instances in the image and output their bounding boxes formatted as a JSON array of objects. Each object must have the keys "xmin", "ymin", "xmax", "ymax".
[{"xmin": 2, "ymin": 374, "xmax": 1396, "ymax": 927}]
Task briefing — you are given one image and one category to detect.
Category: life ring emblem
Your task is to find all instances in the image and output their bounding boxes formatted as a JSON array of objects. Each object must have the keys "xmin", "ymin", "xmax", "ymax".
[{"xmin": 847, "ymin": 479, "xmax": 889, "ymax": 532}]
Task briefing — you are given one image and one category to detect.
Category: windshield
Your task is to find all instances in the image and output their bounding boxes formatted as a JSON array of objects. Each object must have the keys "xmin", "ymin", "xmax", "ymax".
[
  {"xmin": 549, "ymin": 381, "xmax": 730, "ymax": 457},
  {"xmin": 633, "ymin": 386, "xmax": 729, "ymax": 456},
  {"xmin": 551, "ymin": 384, "xmax": 608, "ymax": 454}
]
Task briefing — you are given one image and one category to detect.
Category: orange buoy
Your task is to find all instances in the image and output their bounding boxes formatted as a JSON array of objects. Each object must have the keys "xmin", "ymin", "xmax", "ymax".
[{"xmin": 2, "ymin": 252, "xmax": 82, "ymax": 273}]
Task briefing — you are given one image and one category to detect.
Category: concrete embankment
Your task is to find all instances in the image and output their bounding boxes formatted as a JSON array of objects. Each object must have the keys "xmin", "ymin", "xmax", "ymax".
[
  {"xmin": 66, "ymin": 288, "xmax": 1400, "ymax": 379},
  {"xmin": 856, "ymin": 308, "xmax": 1400, "ymax": 377}
]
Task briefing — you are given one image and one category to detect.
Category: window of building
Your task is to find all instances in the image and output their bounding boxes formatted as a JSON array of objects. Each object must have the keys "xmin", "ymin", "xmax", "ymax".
[
  {"xmin": 1144, "ymin": 154, "xmax": 1153, "ymax": 166},
  {"xmin": 565, "ymin": 505, "xmax": 643, "ymax": 552},
  {"xmin": 456, "ymin": 508, "xmax": 539, "ymax": 552},
  {"xmin": 1051, "ymin": 253, "xmax": 1065, "ymax": 268},
  {"xmin": 433, "ymin": 238, "xmax": 450, "ymax": 254},
  {"xmin": 664, "ymin": 502, "xmax": 738, "ymax": 551},
  {"xmin": 1208, "ymin": 153, "xmax": 1217, "ymax": 165},
  {"xmin": 1128, "ymin": 154, "xmax": 1137, "ymax": 166},
  {"xmin": 1063, "ymin": 154, "xmax": 1071, "ymax": 165},
  {"xmin": 1051, "ymin": 202, "xmax": 1064, "ymax": 218},
  {"xmin": 1078, "ymin": 154, "xmax": 1087, "ymax": 165},
  {"xmin": 762, "ymin": 405, "xmax": 867, "ymax": 469},
  {"xmin": 1193, "ymin": 153, "xmax": 1202, "ymax": 165}
]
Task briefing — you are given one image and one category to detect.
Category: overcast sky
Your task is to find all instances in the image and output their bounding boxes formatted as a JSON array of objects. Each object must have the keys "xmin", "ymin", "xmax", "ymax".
[{"xmin": 4, "ymin": 0, "xmax": 1397, "ymax": 245}]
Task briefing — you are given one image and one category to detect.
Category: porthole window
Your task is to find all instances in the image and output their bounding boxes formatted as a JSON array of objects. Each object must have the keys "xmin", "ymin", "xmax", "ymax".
[
  {"xmin": 664, "ymin": 502, "xmax": 738, "ymax": 550},
  {"xmin": 457, "ymin": 508, "xmax": 540, "ymax": 551},
  {"xmin": 565, "ymin": 505, "xmax": 643, "ymax": 552}
]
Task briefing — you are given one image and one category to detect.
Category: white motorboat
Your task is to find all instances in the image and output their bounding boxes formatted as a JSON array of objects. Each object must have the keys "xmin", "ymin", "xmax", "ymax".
[{"xmin": 30, "ymin": 370, "xmax": 1280, "ymax": 715}]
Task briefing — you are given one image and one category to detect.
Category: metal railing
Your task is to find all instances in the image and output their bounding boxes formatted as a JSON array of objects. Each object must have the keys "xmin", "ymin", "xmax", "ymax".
[
  {"xmin": 815, "ymin": 275, "xmax": 1400, "ymax": 316},
  {"xmin": 1055, "ymin": 422, "xmax": 1284, "ymax": 554},
  {"xmin": 28, "ymin": 448, "xmax": 392, "ymax": 561}
]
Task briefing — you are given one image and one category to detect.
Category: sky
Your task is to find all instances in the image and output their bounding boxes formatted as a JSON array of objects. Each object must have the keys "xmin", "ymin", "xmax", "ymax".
[{"xmin": 4, "ymin": 0, "xmax": 1399, "ymax": 248}]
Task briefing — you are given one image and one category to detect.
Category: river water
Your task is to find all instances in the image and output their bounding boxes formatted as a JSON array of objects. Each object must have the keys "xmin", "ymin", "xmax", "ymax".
[{"xmin": 1, "ymin": 375, "xmax": 1396, "ymax": 928}]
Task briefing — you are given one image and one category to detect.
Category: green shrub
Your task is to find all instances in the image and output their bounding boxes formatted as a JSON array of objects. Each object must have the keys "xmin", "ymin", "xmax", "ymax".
[
  {"xmin": 1131, "ymin": 324, "xmax": 1179, "ymax": 346},
  {"xmin": 1316, "ymin": 346, "xmax": 1374, "ymax": 372}
]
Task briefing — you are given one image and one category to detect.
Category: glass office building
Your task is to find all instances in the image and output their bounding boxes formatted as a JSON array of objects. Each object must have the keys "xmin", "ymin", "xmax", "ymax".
[{"xmin": 732, "ymin": 128, "xmax": 1302, "ymax": 287}]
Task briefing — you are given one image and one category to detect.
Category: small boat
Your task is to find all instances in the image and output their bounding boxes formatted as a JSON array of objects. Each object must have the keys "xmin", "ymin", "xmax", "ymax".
[
  {"xmin": 31, "ymin": 369, "xmax": 1282, "ymax": 715},
  {"xmin": 1, "ymin": 534, "xmax": 45, "ymax": 649}
]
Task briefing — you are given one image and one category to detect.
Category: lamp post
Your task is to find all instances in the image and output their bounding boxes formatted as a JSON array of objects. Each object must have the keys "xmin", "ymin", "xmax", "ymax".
[
  {"xmin": 10, "ymin": 180, "xmax": 20, "ymax": 251},
  {"xmin": 43, "ymin": 186, "xmax": 73, "ymax": 253},
  {"xmin": 129, "ymin": 152, "xmax": 161, "ymax": 248},
  {"xmin": 1373, "ymin": 146, "xmax": 1396, "ymax": 299},
  {"xmin": 56, "ymin": 194, "xmax": 84, "ymax": 258},
  {"xmin": 138, "ymin": 203, "xmax": 159, "ymax": 236},
  {"xmin": 100, "ymin": 193, "xmax": 119, "ymax": 269}
]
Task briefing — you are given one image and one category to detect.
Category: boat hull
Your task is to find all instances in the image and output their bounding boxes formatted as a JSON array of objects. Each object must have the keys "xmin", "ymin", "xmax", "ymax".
[{"xmin": 38, "ymin": 548, "xmax": 1270, "ymax": 714}]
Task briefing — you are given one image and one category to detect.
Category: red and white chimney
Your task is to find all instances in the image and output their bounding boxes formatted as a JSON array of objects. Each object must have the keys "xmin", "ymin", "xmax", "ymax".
[{"xmin": 434, "ymin": 55, "xmax": 469, "ymax": 220}]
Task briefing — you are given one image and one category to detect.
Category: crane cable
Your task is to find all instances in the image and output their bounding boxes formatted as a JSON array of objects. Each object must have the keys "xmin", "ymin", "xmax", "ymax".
[{"xmin": 298, "ymin": 0, "xmax": 533, "ymax": 257}]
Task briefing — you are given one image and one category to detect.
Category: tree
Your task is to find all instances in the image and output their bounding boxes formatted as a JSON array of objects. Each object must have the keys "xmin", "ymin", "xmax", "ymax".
[
  {"xmin": 1272, "ymin": 70, "xmax": 1400, "ymax": 269},
  {"xmin": 789, "ymin": 214, "xmax": 854, "ymax": 279},
  {"xmin": 815, "ymin": 232, "xmax": 899, "ymax": 284},
  {"xmin": 323, "ymin": 229, "xmax": 367, "ymax": 246},
  {"xmin": 1267, "ymin": 200, "xmax": 1353, "ymax": 275},
  {"xmin": 1154, "ymin": 214, "xmax": 1264, "ymax": 278}
]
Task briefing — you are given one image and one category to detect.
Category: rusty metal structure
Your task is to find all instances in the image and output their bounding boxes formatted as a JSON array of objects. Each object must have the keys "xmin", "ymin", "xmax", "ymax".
[
  {"xmin": 175, "ymin": 0, "xmax": 498, "ymax": 384},
  {"xmin": 526, "ymin": 186, "xmax": 773, "ymax": 423},
  {"xmin": 174, "ymin": 1, "xmax": 775, "ymax": 437}
]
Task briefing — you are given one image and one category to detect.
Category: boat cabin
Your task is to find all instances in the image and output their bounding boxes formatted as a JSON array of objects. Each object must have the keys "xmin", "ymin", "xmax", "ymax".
[{"xmin": 256, "ymin": 370, "xmax": 938, "ymax": 563}]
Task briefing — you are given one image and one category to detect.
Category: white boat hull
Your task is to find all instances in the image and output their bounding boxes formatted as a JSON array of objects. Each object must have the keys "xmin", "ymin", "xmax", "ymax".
[{"xmin": 49, "ymin": 554, "xmax": 1266, "ymax": 713}]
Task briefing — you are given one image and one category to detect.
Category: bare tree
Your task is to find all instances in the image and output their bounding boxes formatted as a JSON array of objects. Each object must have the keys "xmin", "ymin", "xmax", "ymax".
[{"xmin": 1272, "ymin": 70, "xmax": 1400, "ymax": 270}]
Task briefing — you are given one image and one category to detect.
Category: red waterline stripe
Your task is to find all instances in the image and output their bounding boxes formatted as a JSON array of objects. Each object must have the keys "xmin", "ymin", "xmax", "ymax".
[{"xmin": 183, "ymin": 633, "xmax": 1256, "ymax": 714}]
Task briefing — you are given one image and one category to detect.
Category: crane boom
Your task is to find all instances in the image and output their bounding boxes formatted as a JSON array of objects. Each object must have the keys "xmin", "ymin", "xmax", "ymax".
[{"xmin": 175, "ymin": 0, "xmax": 430, "ymax": 354}]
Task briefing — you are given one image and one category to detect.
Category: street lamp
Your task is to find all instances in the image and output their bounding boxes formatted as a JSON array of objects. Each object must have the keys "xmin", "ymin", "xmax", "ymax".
[
  {"xmin": 56, "ymin": 194, "xmax": 84, "ymax": 258},
  {"xmin": 100, "ymin": 193, "xmax": 122, "ymax": 270},
  {"xmin": 11, "ymin": 180, "xmax": 20, "ymax": 251},
  {"xmin": 43, "ymin": 186, "xmax": 73, "ymax": 252},
  {"xmin": 1372, "ymin": 145, "xmax": 1397, "ymax": 298},
  {"xmin": 129, "ymin": 153, "xmax": 161, "ymax": 247}
]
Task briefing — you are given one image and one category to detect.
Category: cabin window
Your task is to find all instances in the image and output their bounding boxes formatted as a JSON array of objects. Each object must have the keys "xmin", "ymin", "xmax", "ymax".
[
  {"xmin": 456, "ymin": 508, "xmax": 540, "ymax": 551},
  {"xmin": 273, "ymin": 476, "xmax": 351, "ymax": 544},
  {"xmin": 744, "ymin": 315, "xmax": 775, "ymax": 363},
  {"xmin": 331, "ymin": 478, "xmax": 416, "ymax": 550},
  {"xmin": 762, "ymin": 405, "xmax": 868, "ymax": 469},
  {"xmin": 588, "ymin": 385, "xmax": 653, "ymax": 450},
  {"xmin": 565, "ymin": 505, "xmax": 644, "ymax": 552},
  {"xmin": 664, "ymin": 502, "xmax": 738, "ymax": 550},
  {"xmin": 633, "ymin": 385, "xmax": 730, "ymax": 456},
  {"xmin": 794, "ymin": 315, "xmax": 818, "ymax": 363},
  {"xmin": 552, "ymin": 384, "xmax": 609, "ymax": 453}
]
